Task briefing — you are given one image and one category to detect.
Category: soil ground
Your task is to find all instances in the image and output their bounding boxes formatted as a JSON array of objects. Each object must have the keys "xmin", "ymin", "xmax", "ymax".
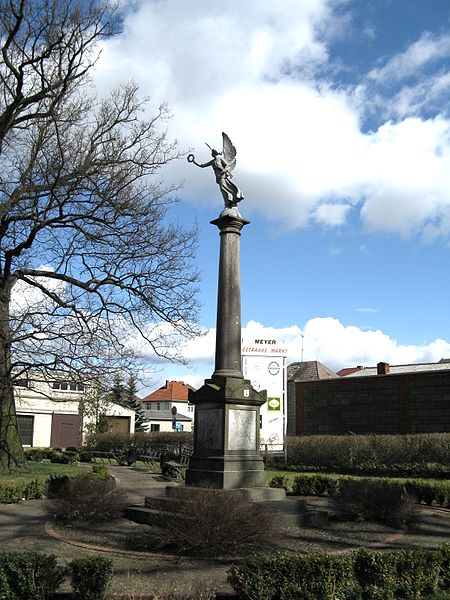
[{"xmin": 1, "ymin": 464, "xmax": 450, "ymax": 597}]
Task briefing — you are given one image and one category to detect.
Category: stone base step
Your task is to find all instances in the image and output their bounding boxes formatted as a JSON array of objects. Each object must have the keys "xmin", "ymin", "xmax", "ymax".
[{"xmin": 124, "ymin": 498, "xmax": 328, "ymax": 529}]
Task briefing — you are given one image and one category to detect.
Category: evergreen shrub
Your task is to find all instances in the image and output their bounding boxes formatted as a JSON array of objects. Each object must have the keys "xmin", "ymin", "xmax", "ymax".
[
  {"xmin": 286, "ymin": 433, "xmax": 450, "ymax": 471},
  {"xmin": 0, "ymin": 478, "xmax": 46, "ymax": 503},
  {"xmin": 291, "ymin": 474, "xmax": 338, "ymax": 496},
  {"xmin": 227, "ymin": 547, "xmax": 450, "ymax": 600},
  {"xmin": 24, "ymin": 448, "xmax": 47, "ymax": 462},
  {"xmin": 0, "ymin": 551, "xmax": 64, "ymax": 599},
  {"xmin": 394, "ymin": 548, "xmax": 441, "ymax": 599},
  {"xmin": 441, "ymin": 544, "xmax": 450, "ymax": 588},
  {"xmin": 69, "ymin": 556, "xmax": 113, "ymax": 600},
  {"xmin": 49, "ymin": 450, "xmax": 78, "ymax": 464},
  {"xmin": 228, "ymin": 551, "xmax": 356, "ymax": 600},
  {"xmin": 268, "ymin": 474, "xmax": 291, "ymax": 491}
]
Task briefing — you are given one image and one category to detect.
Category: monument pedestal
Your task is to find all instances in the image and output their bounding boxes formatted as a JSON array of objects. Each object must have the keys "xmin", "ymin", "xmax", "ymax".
[{"xmin": 186, "ymin": 375, "xmax": 271, "ymax": 490}]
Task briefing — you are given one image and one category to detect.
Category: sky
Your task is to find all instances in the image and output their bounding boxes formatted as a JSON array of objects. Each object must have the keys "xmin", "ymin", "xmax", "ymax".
[{"xmin": 91, "ymin": 0, "xmax": 450, "ymax": 393}]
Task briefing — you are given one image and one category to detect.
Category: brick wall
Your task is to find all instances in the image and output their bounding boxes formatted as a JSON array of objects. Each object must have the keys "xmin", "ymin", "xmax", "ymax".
[{"xmin": 293, "ymin": 370, "xmax": 450, "ymax": 435}]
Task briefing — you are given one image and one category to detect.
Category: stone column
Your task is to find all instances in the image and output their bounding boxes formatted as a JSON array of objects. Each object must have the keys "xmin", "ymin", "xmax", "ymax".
[
  {"xmin": 211, "ymin": 209, "xmax": 248, "ymax": 379},
  {"xmin": 185, "ymin": 208, "xmax": 284, "ymax": 497}
]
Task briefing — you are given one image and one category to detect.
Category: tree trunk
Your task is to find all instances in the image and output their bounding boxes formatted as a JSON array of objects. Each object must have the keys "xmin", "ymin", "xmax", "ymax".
[{"xmin": 0, "ymin": 287, "xmax": 24, "ymax": 469}]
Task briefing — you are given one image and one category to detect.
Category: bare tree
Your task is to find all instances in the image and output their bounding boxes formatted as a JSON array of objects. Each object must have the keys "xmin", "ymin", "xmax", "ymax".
[{"xmin": 0, "ymin": 0, "xmax": 200, "ymax": 467}]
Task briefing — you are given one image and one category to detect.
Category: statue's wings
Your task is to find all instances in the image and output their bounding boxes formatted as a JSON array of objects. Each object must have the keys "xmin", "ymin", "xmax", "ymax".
[{"xmin": 222, "ymin": 132, "xmax": 236, "ymax": 171}]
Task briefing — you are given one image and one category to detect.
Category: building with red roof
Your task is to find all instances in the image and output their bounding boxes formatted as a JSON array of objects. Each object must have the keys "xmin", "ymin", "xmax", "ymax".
[{"xmin": 140, "ymin": 380, "xmax": 195, "ymax": 432}]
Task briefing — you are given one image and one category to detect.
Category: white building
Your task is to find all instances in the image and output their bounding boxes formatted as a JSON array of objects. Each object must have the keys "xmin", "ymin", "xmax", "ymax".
[
  {"xmin": 14, "ymin": 374, "xmax": 135, "ymax": 448},
  {"xmin": 140, "ymin": 380, "xmax": 194, "ymax": 432},
  {"xmin": 242, "ymin": 337, "xmax": 288, "ymax": 451}
]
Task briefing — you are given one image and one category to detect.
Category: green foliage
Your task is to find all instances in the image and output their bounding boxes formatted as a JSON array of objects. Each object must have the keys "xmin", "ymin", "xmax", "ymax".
[
  {"xmin": 226, "ymin": 547, "xmax": 450, "ymax": 600},
  {"xmin": 228, "ymin": 551, "xmax": 356, "ymax": 600},
  {"xmin": 49, "ymin": 450, "xmax": 79, "ymax": 465},
  {"xmin": 404, "ymin": 480, "xmax": 450, "ymax": 507},
  {"xmin": 24, "ymin": 449, "xmax": 47, "ymax": 462},
  {"xmin": 69, "ymin": 556, "xmax": 114, "ymax": 600},
  {"xmin": 0, "ymin": 551, "xmax": 64, "ymax": 599},
  {"xmin": 45, "ymin": 475, "xmax": 70, "ymax": 499},
  {"xmin": 268, "ymin": 474, "xmax": 291, "ymax": 491},
  {"xmin": 395, "ymin": 549, "xmax": 441, "ymax": 599},
  {"xmin": 353, "ymin": 549, "xmax": 397, "ymax": 600},
  {"xmin": 333, "ymin": 478, "xmax": 419, "ymax": 527},
  {"xmin": 0, "ymin": 478, "xmax": 46, "ymax": 503},
  {"xmin": 291, "ymin": 474, "xmax": 339, "ymax": 496},
  {"xmin": 49, "ymin": 472, "xmax": 127, "ymax": 521},
  {"xmin": 78, "ymin": 448, "xmax": 93, "ymax": 462},
  {"xmin": 286, "ymin": 471, "xmax": 450, "ymax": 510},
  {"xmin": 286, "ymin": 433, "xmax": 450, "ymax": 472},
  {"xmin": 91, "ymin": 463, "xmax": 109, "ymax": 477},
  {"xmin": 441, "ymin": 544, "xmax": 450, "ymax": 589}
]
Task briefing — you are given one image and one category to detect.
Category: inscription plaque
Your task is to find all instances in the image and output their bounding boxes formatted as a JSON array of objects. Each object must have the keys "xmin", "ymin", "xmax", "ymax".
[
  {"xmin": 196, "ymin": 408, "xmax": 222, "ymax": 450},
  {"xmin": 228, "ymin": 408, "xmax": 256, "ymax": 451}
]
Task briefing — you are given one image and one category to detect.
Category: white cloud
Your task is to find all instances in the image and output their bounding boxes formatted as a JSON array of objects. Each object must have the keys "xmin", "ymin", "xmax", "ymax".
[
  {"xmin": 92, "ymin": 3, "xmax": 450, "ymax": 240},
  {"xmin": 152, "ymin": 318, "xmax": 450, "ymax": 388},
  {"xmin": 313, "ymin": 202, "xmax": 352, "ymax": 226},
  {"xmin": 368, "ymin": 32, "xmax": 450, "ymax": 84}
]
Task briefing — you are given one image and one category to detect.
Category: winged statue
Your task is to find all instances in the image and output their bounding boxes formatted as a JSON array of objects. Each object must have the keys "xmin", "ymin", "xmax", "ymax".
[{"xmin": 187, "ymin": 132, "xmax": 244, "ymax": 209}]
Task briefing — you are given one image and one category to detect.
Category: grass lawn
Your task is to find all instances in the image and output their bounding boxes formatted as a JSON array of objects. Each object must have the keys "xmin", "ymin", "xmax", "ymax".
[{"xmin": 0, "ymin": 461, "xmax": 87, "ymax": 484}]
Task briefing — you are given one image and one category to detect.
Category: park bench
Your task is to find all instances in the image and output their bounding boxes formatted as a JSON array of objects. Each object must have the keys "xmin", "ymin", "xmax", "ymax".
[
  {"xmin": 136, "ymin": 450, "xmax": 163, "ymax": 471},
  {"xmin": 161, "ymin": 452, "xmax": 191, "ymax": 478},
  {"xmin": 91, "ymin": 443, "xmax": 128, "ymax": 464},
  {"xmin": 91, "ymin": 450, "xmax": 123, "ymax": 464}
]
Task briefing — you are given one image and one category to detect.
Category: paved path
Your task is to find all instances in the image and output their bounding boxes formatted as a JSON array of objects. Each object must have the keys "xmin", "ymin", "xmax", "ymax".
[{"xmin": 0, "ymin": 464, "xmax": 172, "ymax": 554}]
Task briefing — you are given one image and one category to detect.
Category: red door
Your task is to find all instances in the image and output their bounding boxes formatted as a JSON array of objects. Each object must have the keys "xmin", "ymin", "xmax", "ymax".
[{"xmin": 50, "ymin": 413, "xmax": 82, "ymax": 448}]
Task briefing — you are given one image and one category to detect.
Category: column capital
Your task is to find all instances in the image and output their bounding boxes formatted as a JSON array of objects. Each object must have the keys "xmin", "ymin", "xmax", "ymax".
[{"xmin": 211, "ymin": 208, "xmax": 250, "ymax": 233}]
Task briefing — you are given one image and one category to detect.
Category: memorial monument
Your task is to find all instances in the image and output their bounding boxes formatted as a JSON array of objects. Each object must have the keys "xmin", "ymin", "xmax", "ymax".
[{"xmin": 185, "ymin": 134, "xmax": 285, "ymax": 497}]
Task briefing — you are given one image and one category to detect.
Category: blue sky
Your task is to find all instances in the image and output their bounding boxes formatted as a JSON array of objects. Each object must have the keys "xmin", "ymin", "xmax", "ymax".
[{"xmin": 91, "ymin": 0, "xmax": 450, "ymax": 392}]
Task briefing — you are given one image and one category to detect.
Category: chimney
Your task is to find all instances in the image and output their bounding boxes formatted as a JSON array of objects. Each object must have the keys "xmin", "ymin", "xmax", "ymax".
[{"xmin": 377, "ymin": 361, "xmax": 390, "ymax": 375}]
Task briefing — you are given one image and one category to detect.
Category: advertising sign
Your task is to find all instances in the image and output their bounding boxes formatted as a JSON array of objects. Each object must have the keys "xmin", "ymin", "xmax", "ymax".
[{"xmin": 241, "ymin": 337, "xmax": 288, "ymax": 451}]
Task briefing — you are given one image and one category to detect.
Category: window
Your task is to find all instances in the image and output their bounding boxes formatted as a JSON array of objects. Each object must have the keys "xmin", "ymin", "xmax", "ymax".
[
  {"xmin": 52, "ymin": 381, "xmax": 84, "ymax": 392},
  {"xmin": 17, "ymin": 415, "xmax": 34, "ymax": 446},
  {"xmin": 165, "ymin": 402, "xmax": 170, "ymax": 410},
  {"xmin": 13, "ymin": 378, "xmax": 29, "ymax": 388},
  {"xmin": 187, "ymin": 404, "xmax": 194, "ymax": 413},
  {"xmin": 156, "ymin": 402, "xmax": 161, "ymax": 410},
  {"xmin": 150, "ymin": 424, "xmax": 160, "ymax": 432}
]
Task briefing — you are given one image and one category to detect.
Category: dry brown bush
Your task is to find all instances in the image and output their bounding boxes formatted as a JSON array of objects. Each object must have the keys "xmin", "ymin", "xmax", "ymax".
[
  {"xmin": 332, "ymin": 478, "xmax": 420, "ymax": 527},
  {"xmin": 48, "ymin": 473, "xmax": 128, "ymax": 522},
  {"xmin": 142, "ymin": 486, "xmax": 277, "ymax": 557}
]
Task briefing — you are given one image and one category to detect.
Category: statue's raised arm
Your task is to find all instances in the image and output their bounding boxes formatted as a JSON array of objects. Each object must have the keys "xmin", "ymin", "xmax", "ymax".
[{"xmin": 187, "ymin": 132, "xmax": 244, "ymax": 209}]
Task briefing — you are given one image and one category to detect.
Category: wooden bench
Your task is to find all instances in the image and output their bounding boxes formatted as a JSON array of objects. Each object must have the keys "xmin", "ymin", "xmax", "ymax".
[
  {"xmin": 91, "ymin": 450, "xmax": 122, "ymax": 464},
  {"xmin": 137, "ymin": 451, "xmax": 162, "ymax": 471},
  {"xmin": 161, "ymin": 454, "xmax": 191, "ymax": 478}
]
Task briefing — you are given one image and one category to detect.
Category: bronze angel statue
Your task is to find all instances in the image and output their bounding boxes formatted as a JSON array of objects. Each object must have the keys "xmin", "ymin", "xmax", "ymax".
[{"xmin": 188, "ymin": 132, "xmax": 244, "ymax": 209}]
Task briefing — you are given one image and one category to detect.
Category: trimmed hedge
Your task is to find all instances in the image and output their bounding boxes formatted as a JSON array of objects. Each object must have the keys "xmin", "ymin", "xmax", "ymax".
[
  {"xmin": 0, "ymin": 552, "xmax": 114, "ymax": 599},
  {"xmin": 69, "ymin": 556, "xmax": 113, "ymax": 600},
  {"xmin": 0, "ymin": 478, "xmax": 46, "ymax": 503},
  {"xmin": 276, "ymin": 473, "xmax": 450, "ymax": 508},
  {"xmin": 228, "ymin": 546, "xmax": 450, "ymax": 600},
  {"xmin": 286, "ymin": 433, "xmax": 450, "ymax": 471},
  {"xmin": 0, "ymin": 551, "xmax": 64, "ymax": 599}
]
